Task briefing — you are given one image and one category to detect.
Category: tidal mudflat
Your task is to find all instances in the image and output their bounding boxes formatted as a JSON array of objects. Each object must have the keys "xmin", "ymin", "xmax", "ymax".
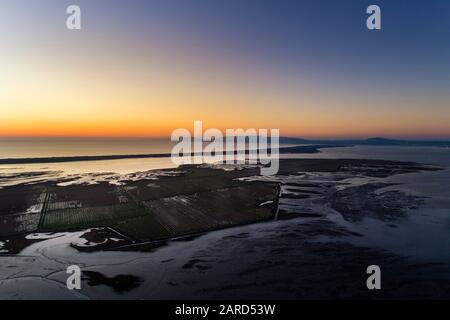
[{"xmin": 1, "ymin": 157, "xmax": 449, "ymax": 299}]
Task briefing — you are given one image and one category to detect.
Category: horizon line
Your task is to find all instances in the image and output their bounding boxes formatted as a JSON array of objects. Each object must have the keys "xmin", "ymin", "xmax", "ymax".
[{"xmin": 1, "ymin": 135, "xmax": 450, "ymax": 141}]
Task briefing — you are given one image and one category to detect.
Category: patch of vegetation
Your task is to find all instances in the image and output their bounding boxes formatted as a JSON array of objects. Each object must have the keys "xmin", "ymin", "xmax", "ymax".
[
  {"xmin": 40, "ymin": 203, "xmax": 147, "ymax": 230},
  {"xmin": 108, "ymin": 215, "xmax": 170, "ymax": 241}
]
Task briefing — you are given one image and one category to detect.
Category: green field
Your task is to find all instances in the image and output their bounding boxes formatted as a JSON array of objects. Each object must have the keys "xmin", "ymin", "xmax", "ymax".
[
  {"xmin": 40, "ymin": 203, "xmax": 145, "ymax": 229},
  {"xmin": 38, "ymin": 203, "xmax": 169, "ymax": 241},
  {"xmin": 108, "ymin": 215, "xmax": 170, "ymax": 241}
]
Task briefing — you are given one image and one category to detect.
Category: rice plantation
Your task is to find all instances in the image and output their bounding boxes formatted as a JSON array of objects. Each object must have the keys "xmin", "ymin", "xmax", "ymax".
[{"xmin": 1, "ymin": 165, "xmax": 279, "ymax": 242}]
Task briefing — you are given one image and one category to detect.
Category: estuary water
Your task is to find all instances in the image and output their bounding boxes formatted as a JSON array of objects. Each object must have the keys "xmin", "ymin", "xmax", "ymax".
[{"xmin": 0, "ymin": 145, "xmax": 449, "ymax": 299}]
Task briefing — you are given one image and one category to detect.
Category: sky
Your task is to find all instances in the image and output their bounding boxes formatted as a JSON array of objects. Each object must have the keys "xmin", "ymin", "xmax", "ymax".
[{"xmin": 1, "ymin": 0, "xmax": 450, "ymax": 139}]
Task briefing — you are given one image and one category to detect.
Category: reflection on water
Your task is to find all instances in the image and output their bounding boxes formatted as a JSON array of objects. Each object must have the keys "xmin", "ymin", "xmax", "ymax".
[
  {"xmin": 0, "ymin": 138, "xmax": 175, "ymax": 159},
  {"xmin": 338, "ymin": 208, "xmax": 450, "ymax": 264},
  {"xmin": 286, "ymin": 145, "xmax": 450, "ymax": 166},
  {"xmin": 0, "ymin": 157, "xmax": 177, "ymax": 177},
  {"xmin": 304, "ymin": 146, "xmax": 450, "ymax": 265},
  {"xmin": 1, "ymin": 145, "xmax": 450, "ymax": 298}
]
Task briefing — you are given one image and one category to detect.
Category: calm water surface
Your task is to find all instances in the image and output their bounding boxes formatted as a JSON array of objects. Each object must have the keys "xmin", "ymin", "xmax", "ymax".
[{"xmin": 0, "ymin": 145, "xmax": 449, "ymax": 298}]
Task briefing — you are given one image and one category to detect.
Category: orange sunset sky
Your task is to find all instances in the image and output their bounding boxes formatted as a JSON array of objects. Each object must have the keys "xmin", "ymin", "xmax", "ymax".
[{"xmin": 1, "ymin": 1, "xmax": 450, "ymax": 139}]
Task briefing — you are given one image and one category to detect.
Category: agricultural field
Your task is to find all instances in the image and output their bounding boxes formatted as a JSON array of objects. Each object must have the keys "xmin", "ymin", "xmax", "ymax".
[
  {"xmin": 0, "ymin": 185, "xmax": 46, "ymax": 216},
  {"xmin": 143, "ymin": 183, "xmax": 278, "ymax": 235},
  {"xmin": 39, "ymin": 203, "xmax": 148, "ymax": 231},
  {"xmin": 0, "ymin": 165, "xmax": 280, "ymax": 242},
  {"xmin": 37, "ymin": 183, "xmax": 170, "ymax": 241},
  {"xmin": 107, "ymin": 215, "xmax": 170, "ymax": 241},
  {"xmin": 0, "ymin": 186, "xmax": 46, "ymax": 236}
]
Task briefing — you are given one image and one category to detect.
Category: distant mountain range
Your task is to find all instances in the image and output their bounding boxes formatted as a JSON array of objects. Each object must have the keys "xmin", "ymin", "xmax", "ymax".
[{"xmin": 279, "ymin": 137, "xmax": 450, "ymax": 147}]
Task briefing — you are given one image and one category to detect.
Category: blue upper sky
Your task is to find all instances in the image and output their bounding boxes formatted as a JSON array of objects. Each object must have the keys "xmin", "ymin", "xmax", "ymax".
[
  {"xmin": 1, "ymin": 0, "xmax": 450, "ymax": 138},
  {"xmin": 109, "ymin": 0, "xmax": 450, "ymax": 91}
]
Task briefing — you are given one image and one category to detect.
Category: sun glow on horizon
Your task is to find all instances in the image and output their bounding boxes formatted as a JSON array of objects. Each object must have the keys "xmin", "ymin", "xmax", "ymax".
[{"xmin": 2, "ymin": 1, "xmax": 450, "ymax": 140}]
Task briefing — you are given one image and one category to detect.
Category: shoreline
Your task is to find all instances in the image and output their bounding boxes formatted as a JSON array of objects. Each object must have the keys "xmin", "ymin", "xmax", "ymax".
[
  {"xmin": 0, "ymin": 158, "xmax": 439, "ymax": 248},
  {"xmin": 1, "ymin": 158, "xmax": 449, "ymax": 299},
  {"xmin": 0, "ymin": 145, "xmax": 342, "ymax": 165}
]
